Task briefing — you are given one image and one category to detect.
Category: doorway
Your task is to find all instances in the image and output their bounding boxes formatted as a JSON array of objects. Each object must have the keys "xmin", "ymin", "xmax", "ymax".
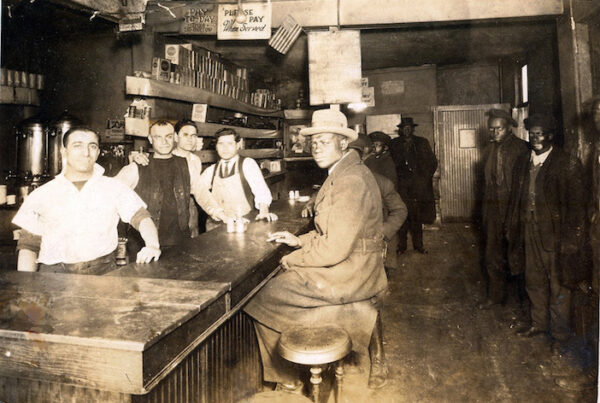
[{"xmin": 434, "ymin": 103, "xmax": 509, "ymax": 222}]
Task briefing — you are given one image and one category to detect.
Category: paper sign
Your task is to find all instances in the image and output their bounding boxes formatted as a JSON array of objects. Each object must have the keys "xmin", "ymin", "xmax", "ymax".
[
  {"xmin": 217, "ymin": 3, "xmax": 272, "ymax": 40},
  {"xmin": 192, "ymin": 104, "xmax": 208, "ymax": 123},
  {"xmin": 381, "ymin": 80, "xmax": 405, "ymax": 95},
  {"xmin": 362, "ymin": 87, "xmax": 375, "ymax": 107},
  {"xmin": 366, "ymin": 114, "xmax": 402, "ymax": 137},
  {"xmin": 181, "ymin": 5, "xmax": 217, "ymax": 34},
  {"xmin": 361, "ymin": 77, "xmax": 369, "ymax": 87},
  {"xmin": 459, "ymin": 129, "xmax": 477, "ymax": 148}
]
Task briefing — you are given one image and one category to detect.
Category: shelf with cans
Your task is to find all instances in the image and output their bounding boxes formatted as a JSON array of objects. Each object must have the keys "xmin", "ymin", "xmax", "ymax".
[{"xmin": 0, "ymin": 69, "xmax": 45, "ymax": 106}]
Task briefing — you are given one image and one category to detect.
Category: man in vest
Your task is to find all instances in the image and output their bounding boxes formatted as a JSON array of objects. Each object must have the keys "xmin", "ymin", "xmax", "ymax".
[
  {"xmin": 505, "ymin": 114, "xmax": 585, "ymax": 351},
  {"xmin": 13, "ymin": 127, "xmax": 161, "ymax": 274},
  {"xmin": 116, "ymin": 120, "xmax": 229, "ymax": 250},
  {"xmin": 200, "ymin": 128, "xmax": 276, "ymax": 230}
]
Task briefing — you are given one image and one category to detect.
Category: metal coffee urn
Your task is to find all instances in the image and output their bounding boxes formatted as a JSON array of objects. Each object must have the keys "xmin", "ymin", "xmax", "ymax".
[
  {"xmin": 16, "ymin": 116, "xmax": 47, "ymax": 184},
  {"xmin": 48, "ymin": 111, "xmax": 81, "ymax": 177}
]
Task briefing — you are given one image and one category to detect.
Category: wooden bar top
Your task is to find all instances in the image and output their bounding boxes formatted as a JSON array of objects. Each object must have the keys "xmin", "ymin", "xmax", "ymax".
[
  {"xmin": 108, "ymin": 199, "xmax": 312, "ymax": 306},
  {"xmin": 0, "ymin": 198, "xmax": 313, "ymax": 394}
]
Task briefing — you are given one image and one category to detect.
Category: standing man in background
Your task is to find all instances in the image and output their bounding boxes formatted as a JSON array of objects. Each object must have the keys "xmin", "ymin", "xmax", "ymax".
[
  {"xmin": 478, "ymin": 109, "xmax": 528, "ymax": 311},
  {"xmin": 390, "ymin": 117, "xmax": 437, "ymax": 254},
  {"xmin": 365, "ymin": 131, "xmax": 398, "ymax": 188},
  {"xmin": 505, "ymin": 114, "xmax": 585, "ymax": 352},
  {"xmin": 200, "ymin": 128, "xmax": 276, "ymax": 230}
]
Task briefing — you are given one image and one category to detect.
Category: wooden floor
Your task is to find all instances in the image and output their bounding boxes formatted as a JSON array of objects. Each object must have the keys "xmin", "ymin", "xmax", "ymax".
[{"xmin": 325, "ymin": 224, "xmax": 597, "ymax": 403}]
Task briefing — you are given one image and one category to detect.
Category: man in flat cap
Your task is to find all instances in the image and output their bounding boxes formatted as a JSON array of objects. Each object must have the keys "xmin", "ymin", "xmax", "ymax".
[
  {"xmin": 390, "ymin": 117, "xmax": 437, "ymax": 254},
  {"xmin": 245, "ymin": 108, "xmax": 388, "ymax": 392},
  {"xmin": 505, "ymin": 114, "xmax": 585, "ymax": 355},
  {"xmin": 365, "ymin": 131, "xmax": 398, "ymax": 188},
  {"xmin": 479, "ymin": 109, "xmax": 528, "ymax": 310}
]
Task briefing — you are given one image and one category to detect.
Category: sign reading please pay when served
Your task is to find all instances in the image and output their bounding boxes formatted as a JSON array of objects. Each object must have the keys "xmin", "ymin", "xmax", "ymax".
[{"xmin": 217, "ymin": 2, "xmax": 272, "ymax": 40}]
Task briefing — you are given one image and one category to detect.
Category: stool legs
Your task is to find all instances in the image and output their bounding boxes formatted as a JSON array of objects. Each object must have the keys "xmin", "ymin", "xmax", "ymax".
[
  {"xmin": 335, "ymin": 362, "xmax": 344, "ymax": 403},
  {"xmin": 310, "ymin": 366, "xmax": 322, "ymax": 403}
]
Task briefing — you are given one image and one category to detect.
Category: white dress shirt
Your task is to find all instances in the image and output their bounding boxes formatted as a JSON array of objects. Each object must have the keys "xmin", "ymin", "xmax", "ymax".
[
  {"xmin": 13, "ymin": 164, "xmax": 146, "ymax": 264},
  {"xmin": 531, "ymin": 146, "xmax": 553, "ymax": 166}
]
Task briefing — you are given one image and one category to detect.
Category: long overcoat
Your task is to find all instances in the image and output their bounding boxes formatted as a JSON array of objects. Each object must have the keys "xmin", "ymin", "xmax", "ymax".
[
  {"xmin": 244, "ymin": 150, "xmax": 388, "ymax": 339},
  {"xmin": 390, "ymin": 135, "xmax": 437, "ymax": 224},
  {"xmin": 505, "ymin": 148, "xmax": 586, "ymax": 286}
]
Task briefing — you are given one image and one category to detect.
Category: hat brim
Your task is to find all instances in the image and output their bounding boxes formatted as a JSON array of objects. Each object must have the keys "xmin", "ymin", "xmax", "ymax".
[
  {"xmin": 299, "ymin": 126, "xmax": 358, "ymax": 141},
  {"xmin": 397, "ymin": 123, "xmax": 418, "ymax": 128}
]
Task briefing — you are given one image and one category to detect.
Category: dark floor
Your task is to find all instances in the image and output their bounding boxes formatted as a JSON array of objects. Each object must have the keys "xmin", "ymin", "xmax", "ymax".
[{"xmin": 327, "ymin": 223, "xmax": 597, "ymax": 402}]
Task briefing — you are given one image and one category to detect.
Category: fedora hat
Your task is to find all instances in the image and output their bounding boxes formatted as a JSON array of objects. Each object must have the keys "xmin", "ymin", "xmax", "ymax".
[
  {"xmin": 397, "ymin": 117, "xmax": 418, "ymax": 128},
  {"xmin": 524, "ymin": 114, "xmax": 556, "ymax": 132},
  {"xmin": 368, "ymin": 131, "xmax": 392, "ymax": 147},
  {"xmin": 299, "ymin": 109, "xmax": 358, "ymax": 141},
  {"xmin": 486, "ymin": 108, "xmax": 518, "ymax": 127}
]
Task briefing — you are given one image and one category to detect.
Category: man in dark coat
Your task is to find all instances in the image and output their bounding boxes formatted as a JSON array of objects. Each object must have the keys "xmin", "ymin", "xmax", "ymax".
[
  {"xmin": 390, "ymin": 117, "xmax": 437, "ymax": 254},
  {"xmin": 244, "ymin": 109, "xmax": 388, "ymax": 392},
  {"xmin": 505, "ymin": 114, "xmax": 585, "ymax": 351},
  {"xmin": 479, "ymin": 109, "xmax": 529, "ymax": 310},
  {"xmin": 365, "ymin": 131, "xmax": 398, "ymax": 189}
]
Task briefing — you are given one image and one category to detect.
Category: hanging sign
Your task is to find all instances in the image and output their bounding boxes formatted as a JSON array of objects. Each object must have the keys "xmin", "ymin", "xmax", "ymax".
[
  {"xmin": 217, "ymin": 2, "xmax": 272, "ymax": 40},
  {"xmin": 180, "ymin": 4, "xmax": 217, "ymax": 34}
]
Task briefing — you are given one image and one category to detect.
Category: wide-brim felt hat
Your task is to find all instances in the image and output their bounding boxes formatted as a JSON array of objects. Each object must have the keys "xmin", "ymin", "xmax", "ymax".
[
  {"xmin": 299, "ymin": 108, "xmax": 358, "ymax": 141},
  {"xmin": 486, "ymin": 108, "xmax": 518, "ymax": 127},
  {"xmin": 397, "ymin": 117, "xmax": 418, "ymax": 127},
  {"xmin": 524, "ymin": 114, "xmax": 556, "ymax": 132}
]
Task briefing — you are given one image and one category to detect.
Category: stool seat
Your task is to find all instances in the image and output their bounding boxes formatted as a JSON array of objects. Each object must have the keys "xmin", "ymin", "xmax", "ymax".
[
  {"xmin": 248, "ymin": 391, "xmax": 312, "ymax": 403},
  {"xmin": 278, "ymin": 325, "xmax": 352, "ymax": 365}
]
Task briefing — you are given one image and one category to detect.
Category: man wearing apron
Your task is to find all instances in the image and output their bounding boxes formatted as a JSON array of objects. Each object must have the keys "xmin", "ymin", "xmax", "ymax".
[{"xmin": 200, "ymin": 128, "xmax": 276, "ymax": 230}]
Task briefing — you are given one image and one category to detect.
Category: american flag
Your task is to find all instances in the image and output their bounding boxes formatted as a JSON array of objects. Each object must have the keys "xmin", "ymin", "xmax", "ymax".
[{"xmin": 268, "ymin": 15, "xmax": 302, "ymax": 54}]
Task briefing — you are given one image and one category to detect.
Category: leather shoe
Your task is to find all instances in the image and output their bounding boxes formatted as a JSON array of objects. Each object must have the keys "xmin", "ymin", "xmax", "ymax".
[
  {"xmin": 555, "ymin": 373, "xmax": 596, "ymax": 391},
  {"xmin": 368, "ymin": 358, "xmax": 389, "ymax": 389},
  {"xmin": 516, "ymin": 326, "xmax": 545, "ymax": 338},
  {"xmin": 275, "ymin": 380, "xmax": 304, "ymax": 395},
  {"xmin": 415, "ymin": 247, "xmax": 428, "ymax": 254}
]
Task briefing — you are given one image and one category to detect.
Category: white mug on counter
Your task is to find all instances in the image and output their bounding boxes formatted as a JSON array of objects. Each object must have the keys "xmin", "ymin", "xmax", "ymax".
[{"xmin": 7, "ymin": 194, "xmax": 16, "ymax": 205}]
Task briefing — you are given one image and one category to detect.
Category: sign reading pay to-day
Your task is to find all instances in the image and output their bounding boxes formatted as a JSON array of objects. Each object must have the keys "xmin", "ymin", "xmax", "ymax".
[{"xmin": 217, "ymin": 3, "xmax": 272, "ymax": 40}]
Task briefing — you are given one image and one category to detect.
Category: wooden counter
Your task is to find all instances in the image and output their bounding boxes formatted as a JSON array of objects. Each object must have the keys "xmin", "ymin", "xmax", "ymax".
[{"xmin": 0, "ymin": 199, "xmax": 312, "ymax": 402}]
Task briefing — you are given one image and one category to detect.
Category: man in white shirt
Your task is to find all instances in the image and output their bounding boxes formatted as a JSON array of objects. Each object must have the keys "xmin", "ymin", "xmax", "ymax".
[
  {"xmin": 13, "ymin": 127, "xmax": 161, "ymax": 275},
  {"xmin": 200, "ymin": 128, "xmax": 276, "ymax": 230}
]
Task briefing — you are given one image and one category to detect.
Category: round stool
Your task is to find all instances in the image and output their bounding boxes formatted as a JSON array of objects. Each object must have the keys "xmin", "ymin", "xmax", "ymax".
[
  {"xmin": 278, "ymin": 325, "xmax": 352, "ymax": 403},
  {"xmin": 248, "ymin": 390, "xmax": 312, "ymax": 403}
]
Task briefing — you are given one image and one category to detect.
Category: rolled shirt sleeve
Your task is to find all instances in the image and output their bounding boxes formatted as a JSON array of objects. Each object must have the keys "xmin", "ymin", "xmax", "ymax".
[
  {"xmin": 242, "ymin": 157, "xmax": 272, "ymax": 208},
  {"xmin": 196, "ymin": 164, "xmax": 226, "ymax": 220}
]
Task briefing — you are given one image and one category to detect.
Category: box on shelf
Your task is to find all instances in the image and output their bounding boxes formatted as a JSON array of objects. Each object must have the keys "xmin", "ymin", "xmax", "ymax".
[{"xmin": 125, "ymin": 117, "xmax": 149, "ymax": 138}]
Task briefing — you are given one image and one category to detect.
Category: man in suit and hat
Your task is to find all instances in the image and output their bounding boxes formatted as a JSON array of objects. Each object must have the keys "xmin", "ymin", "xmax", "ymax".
[
  {"xmin": 479, "ymin": 109, "xmax": 529, "ymax": 310},
  {"xmin": 390, "ymin": 117, "xmax": 437, "ymax": 254},
  {"xmin": 244, "ymin": 108, "xmax": 388, "ymax": 391},
  {"xmin": 505, "ymin": 114, "xmax": 585, "ymax": 352},
  {"xmin": 365, "ymin": 131, "xmax": 398, "ymax": 188}
]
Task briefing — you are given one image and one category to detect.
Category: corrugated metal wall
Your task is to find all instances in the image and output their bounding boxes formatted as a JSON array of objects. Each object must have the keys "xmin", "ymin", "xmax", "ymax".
[{"xmin": 435, "ymin": 105, "xmax": 504, "ymax": 221}]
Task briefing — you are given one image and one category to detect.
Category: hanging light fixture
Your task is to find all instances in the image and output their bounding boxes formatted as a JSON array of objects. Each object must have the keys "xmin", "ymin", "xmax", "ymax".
[{"xmin": 235, "ymin": 0, "xmax": 246, "ymax": 24}]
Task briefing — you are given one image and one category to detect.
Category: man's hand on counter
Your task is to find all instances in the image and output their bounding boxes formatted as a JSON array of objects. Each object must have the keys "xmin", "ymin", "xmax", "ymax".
[
  {"xmin": 136, "ymin": 246, "xmax": 161, "ymax": 264},
  {"xmin": 267, "ymin": 231, "xmax": 301, "ymax": 247},
  {"xmin": 256, "ymin": 211, "xmax": 278, "ymax": 222}
]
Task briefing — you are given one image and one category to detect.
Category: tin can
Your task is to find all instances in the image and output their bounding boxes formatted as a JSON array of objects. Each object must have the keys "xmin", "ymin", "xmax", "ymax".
[
  {"xmin": 226, "ymin": 219, "xmax": 235, "ymax": 233},
  {"xmin": 20, "ymin": 71, "xmax": 28, "ymax": 88},
  {"xmin": 6, "ymin": 70, "xmax": 13, "ymax": 87},
  {"xmin": 289, "ymin": 190, "xmax": 295, "ymax": 200},
  {"xmin": 36, "ymin": 74, "xmax": 44, "ymax": 90},
  {"xmin": 12, "ymin": 71, "xmax": 21, "ymax": 87},
  {"xmin": 28, "ymin": 73, "xmax": 36, "ymax": 89},
  {"xmin": 116, "ymin": 237, "xmax": 129, "ymax": 265},
  {"xmin": 0, "ymin": 68, "xmax": 6, "ymax": 86}
]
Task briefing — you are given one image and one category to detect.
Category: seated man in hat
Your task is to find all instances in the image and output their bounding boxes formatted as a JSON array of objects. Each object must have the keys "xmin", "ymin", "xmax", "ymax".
[
  {"xmin": 505, "ymin": 113, "xmax": 585, "ymax": 354},
  {"xmin": 390, "ymin": 117, "xmax": 437, "ymax": 254},
  {"xmin": 244, "ymin": 108, "xmax": 388, "ymax": 392},
  {"xmin": 365, "ymin": 131, "xmax": 398, "ymax": 189},
  {"xmin": 479, "ymin": 109, "xmax": 528, "ymax": 311},
  {"xmin": 200, "ymin": 128, "xmax": 277, "ymax": 230},
  {"xmin": 13, "ymin": 127, "xmax": 161, "ymax": 275}
]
